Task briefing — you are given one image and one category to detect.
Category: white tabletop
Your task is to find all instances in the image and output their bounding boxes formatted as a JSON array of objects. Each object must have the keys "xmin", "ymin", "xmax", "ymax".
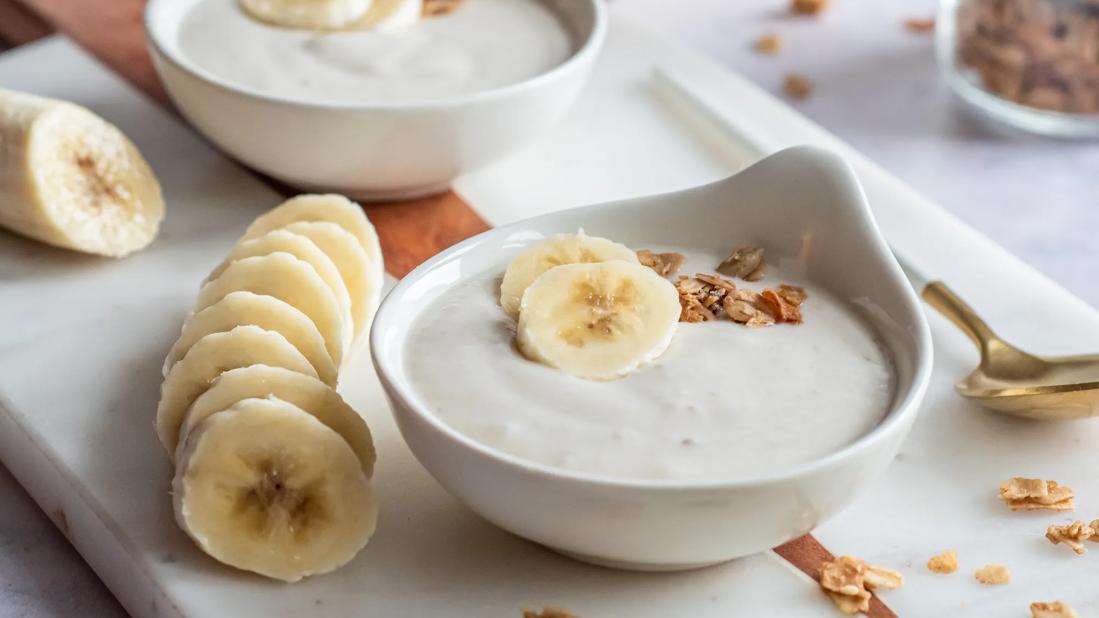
[{"xmin": 2, "ymin": 1, "xmax": 1096, "ymax": 615}]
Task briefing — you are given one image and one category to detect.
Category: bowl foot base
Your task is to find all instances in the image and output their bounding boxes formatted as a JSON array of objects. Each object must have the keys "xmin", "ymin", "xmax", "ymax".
[{"xmin": 549, "ymin": 547, "xmax": 732, "ymax": 572}]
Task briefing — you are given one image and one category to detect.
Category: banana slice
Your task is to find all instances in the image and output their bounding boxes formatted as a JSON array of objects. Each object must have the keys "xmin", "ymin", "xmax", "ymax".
[
  {"xmin": 499, "ymin": 232, "xmax": 639, "ymax": 319},
  {"xmin": 162, "ymin": 291, "xmax": 337, "ymax": 388},
  {"xmin": 0, "ymin": 89, "xmax": 163, "ymax": 257},
  {"xmin": 173, "ymin": 397, "xmax": 376, "ymax": 582},
  {"xmin": 516, "ymin": 261, "xmax": 680, "ymax": 381},
  {"xmin": 156, "ymin": 325, "xmax": 318, "ymax": 453},
  {"xmin": 280, "ymin": 221, "xmax": 380, "ymax": 341},
  {"xmin": 243, "ymin": 195, "xmax": 384, "ymax": 293},
  {"xmin": 195, "ymin": 252, "xmax": 349, "ymax": 368},
  {"xmin": 239, "ymin": 0, "xmax": 373, "ymax": 29},
  {"xmin": 208, "ymin": 229, "xmax": 354, "ymax": 341},
  {"xmin": 179, "ymin": 365, "xmax": 375, "ymax": 476},
  {"xmin": 354, "ymin": 0, "xmax": 422, "ymax": 31}
]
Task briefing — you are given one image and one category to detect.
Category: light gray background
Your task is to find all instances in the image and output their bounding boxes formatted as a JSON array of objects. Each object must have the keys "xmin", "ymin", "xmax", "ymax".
[{"xmin": 2, "ymin": 0, "xmax": 1095, "ymax": 615}]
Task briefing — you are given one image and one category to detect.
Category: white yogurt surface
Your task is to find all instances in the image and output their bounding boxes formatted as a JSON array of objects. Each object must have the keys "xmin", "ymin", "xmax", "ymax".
[
  {"xmin": 405, "ymin": 251, "xmax": 896, "ymax": 482},
  {"xmin": 176, "ymin": 0, "xmax": 574, "ymax": 105}
]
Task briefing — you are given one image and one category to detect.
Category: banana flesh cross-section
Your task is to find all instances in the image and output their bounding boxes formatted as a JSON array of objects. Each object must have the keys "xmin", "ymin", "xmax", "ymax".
[
  {"xmin": 499, "ymin": 231, "xmax": 639, "ymax": 319},
  {"xmin": 239, "ymin": 0, "xmax": 374, "ymax": 29},
  {"xmin": 208, "ymin": 229, "xmax": 355, "ymax": 344},
  {"xmin": 195, "ymin": 252, "xmax": 351, "ymax": 368},
  {"xmin": 516, "ymin": 261, "xmax": 681, "ymax": 381},
  {"xmin": 0, "ymin": 89, "xmax": 164, "ymax": 257},
  {"xmin": 173, "ymin": 397, "xmax": 377, "ymax": 583},
  {"xmin": 162, "ymin": 291, "xmax": 338, "ymax": 388},
  {"xmin": 180, "ymin": 365, "xmax": 376, "ymax": 477},
  {"xmin": 155, "ymin": 325, "xmax": 318, "ymax": 453}
]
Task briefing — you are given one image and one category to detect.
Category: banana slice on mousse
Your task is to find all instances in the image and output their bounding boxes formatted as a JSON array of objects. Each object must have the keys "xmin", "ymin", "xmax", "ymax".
[
  {"xmin": 179, "ymin": 365, "xmax": 375, "ymax": 476},
  {"xmin": 239, "ymin": 0, "xmax": 374, "ymax": 29},
  {"xmin": 355, "ymin": 0, "xmax": 422, "ymax": 31},
  {"xmin": 243, "ymin": 194, "xmax": 384, "ymax": 294},
  {"xmin": 208, "ymin": 229, "xmax": 354, "ymax": 341},
  {"xmin": 155, "ymin": 325, "xmax": 318, "ymax": 453},
  {"xmin": 499, "ymin": 231, "xmax": 639, "ymax": 319},
  {"xmin": 280, "ymin": 221, "xmax": 381, "ymax": 340},
  {"xmin": 0, "ymin": 89, "xmax": 164, "ymax": 257},
  {"xmin": 516, "ymin": 261, "xmax": 680, "ymax": 381},
  {"xmin": 162, "ymin": 291, "xmax": 338, "ymax": 388},
  {"xmin": 195, "ymin": 252, "xmax": 350, "ymax": 368},
  {"xmin": 173, "ymin": 397, "xmax": 377, "ymax": 583}
]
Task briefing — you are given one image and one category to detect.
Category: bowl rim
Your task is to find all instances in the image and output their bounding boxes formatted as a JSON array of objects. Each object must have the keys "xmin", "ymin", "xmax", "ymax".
[
  {"xmin": 143, "ymin": 0, "xmax": 608, "ymax": 112},
  {"xmin": 371, "ymin": 145, "xmax": 935, "ymax": 493}
]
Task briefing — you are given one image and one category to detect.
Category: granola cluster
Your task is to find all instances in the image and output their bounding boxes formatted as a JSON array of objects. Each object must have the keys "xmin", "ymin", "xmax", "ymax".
[
  {"xmin": 926, "ymin": 550, "xmax": 959, "ymax": 574},
  {"xmin": 522, "ymin": 608, "xmax": 579, "ymax": 618},
  {"xmin": 716, "ymin": 245, "xmax": 765, "ymax": 281},
  {"xmin": 1045, "ymin": 520, "xmax": 1098, "ymax": 555},
  {"xmin": 1031, "ymin": 601, "xmax": 1080, "ymax": 618},
  {"xmin": 999, "ymin": 477, "xmax": 1075, "ymax": 511},
  {"xmin": 791, "ymin": 0, "xmax": 829, "ymax": 16},
  {"xmin": 975, "ymin": 563, "xmax": 1011, "ymax": 585},
  {"xmin": 956, "ymin": 0, "xmax": 1099, "ymax": 114},
  {"xmin": 818, "ymin": 555, "xmax": 903, "ymax": 615},
  {"xmin": 674, "ymin": 275, "xmax": 806, "ymax": 327},
  {"xmin": 636, "ymin": 249, "xmax": 685, "ymax": 277}
]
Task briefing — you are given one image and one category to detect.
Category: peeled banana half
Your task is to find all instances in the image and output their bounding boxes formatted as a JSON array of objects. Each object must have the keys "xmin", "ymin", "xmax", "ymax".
[
  {"xmin": 173, "ymin": 397, "xmax": 377, "ymax": 583},
  {"xmin": 499, "ymin": 231, "xmax": 639, "ymax": 319},
  {"xmin": 516, "ymin": 261, "xmax": 681, "ymax": 381},
  {"xmin": 0, "ymin": 89, "xmax": 163, "ymax": 257}
]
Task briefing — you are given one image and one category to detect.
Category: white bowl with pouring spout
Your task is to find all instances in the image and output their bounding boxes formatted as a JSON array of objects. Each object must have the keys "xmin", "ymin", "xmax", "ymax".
[
  {"xmin": 144, "ymin": 0, "xmax": 606, "ymax": 201},
  {"xmin": 371, "ymin": 146, "xmax": 933, "ymax": 570}
]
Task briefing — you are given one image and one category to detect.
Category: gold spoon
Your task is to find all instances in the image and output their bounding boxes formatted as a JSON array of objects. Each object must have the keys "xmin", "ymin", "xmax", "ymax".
[
  {"xmin": 651, "ymin": 67, "xmax": 1099, "ymax": 421},
  {"xmin": 920, "ymin": 281, "xmax": 1099, "ymax": 420}
]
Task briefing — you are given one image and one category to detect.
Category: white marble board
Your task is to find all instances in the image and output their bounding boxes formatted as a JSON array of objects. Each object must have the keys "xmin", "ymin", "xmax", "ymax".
[{"xmin": 2, "ymin": 6, "xmax": 1099, "ymax": 617}]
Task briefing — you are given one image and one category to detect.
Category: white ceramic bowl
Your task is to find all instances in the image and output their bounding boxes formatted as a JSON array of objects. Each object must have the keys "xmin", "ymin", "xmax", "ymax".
[
  {"xmin": 144, "ymin": 0, "xmax": 605, "ymax": 201},
  {"xmin": 371, "ymin": 146, "xmax": 933, "ymax": 570}
]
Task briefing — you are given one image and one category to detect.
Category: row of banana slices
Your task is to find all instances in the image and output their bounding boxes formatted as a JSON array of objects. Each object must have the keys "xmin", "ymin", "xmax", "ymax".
[
  {"xmin": 499, "ymin": 232, "xmax": 682, "ymax": 381},
  {"xmin": 157, "ymin": 194, "xmax": 384, "ymax": 582}
]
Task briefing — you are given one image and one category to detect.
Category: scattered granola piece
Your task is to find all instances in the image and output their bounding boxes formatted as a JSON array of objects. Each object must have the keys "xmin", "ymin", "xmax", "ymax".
[
  {"xmin": 754, "ymin": 33, "xmax": 783, "ymax": 55},
  {"xmin": 637, "ymin": 249, "xmax": 685, "ymax": 278},
  {"xmin": 975, "ymin": 564, "xmax": 1010, "ymax": 585},
  {"xmin": 1046, "ymin": 521, "xmax": 1094, "ymax": 555},
  {"xmin": 423, "ymin": 0, "xmax": 463, "ymax": 17},
  {"xmin": 716, "ymin": 245, "xmax": 765, "ymax": 281},
  {"xmin": 783, "ymin": 74, "xmax": 813, "ymax": 100},
  {"xmin": 1000, "ymin": 477, "xmax": 1075, "ymax": 511},
  {"xmin": 791, "ymin": 0, "xmax": 829, "ymax": 15},
  {"xmin": 927, "ymin": 550, "xmax": 959, "ymax": 574},
  {"xmin": 819, "ymin": 555, "xmax": 902, "ymax": 615},
  {"xmin": 1090, "ymin": 519, "xmax": 1099, "ymax": 541},
  {"xmin": 903, "ymin": 17, "xmax": 935, "ymax": 33},
  {"xmin": 1031, "ymin": 601, "xmax": 1079, "ymax": 618},
  {"xmin": 522, "ymin": 609, "xmax": 579, "ymax": 618},
  {"xmin": 722, "ymin": 288, "xmax": 776, "ymax": 328}
]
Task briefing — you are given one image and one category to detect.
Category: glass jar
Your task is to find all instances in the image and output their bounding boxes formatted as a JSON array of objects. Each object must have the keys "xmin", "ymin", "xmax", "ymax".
[{"xmin": 937, "ymin": 0, "xmax": 1099, "ymax": 137}]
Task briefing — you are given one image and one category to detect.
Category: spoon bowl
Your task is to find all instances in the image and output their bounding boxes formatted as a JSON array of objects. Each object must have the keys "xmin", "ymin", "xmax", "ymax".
[{"xmin": 923, "ymin": 281, "xmax": 1099, "ymax": 420}]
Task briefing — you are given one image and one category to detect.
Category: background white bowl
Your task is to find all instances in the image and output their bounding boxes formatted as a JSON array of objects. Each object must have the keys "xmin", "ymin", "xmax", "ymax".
[
  {"xmin": 371, "ymin": 146, "xmax": 934, "ymax": 571},
  {"xmin": 145, "ymin": 0, "xmax": 605, "ymax": 201}
]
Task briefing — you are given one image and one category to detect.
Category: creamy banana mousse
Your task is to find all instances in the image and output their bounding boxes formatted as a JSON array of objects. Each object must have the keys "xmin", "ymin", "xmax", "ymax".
[
  {"xmin": 174, "ymin": 0, "xmax": 576, "ymax": 105},
  {"xmin": 405, "ymin": 233, "xmax": 896, "ymax": 482}
]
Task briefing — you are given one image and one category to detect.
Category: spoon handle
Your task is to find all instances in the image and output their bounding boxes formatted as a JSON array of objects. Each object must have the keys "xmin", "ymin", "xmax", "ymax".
[{"xmin": 920, "ymin": 282, "xmax": 999, "ymax": 350}]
